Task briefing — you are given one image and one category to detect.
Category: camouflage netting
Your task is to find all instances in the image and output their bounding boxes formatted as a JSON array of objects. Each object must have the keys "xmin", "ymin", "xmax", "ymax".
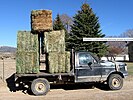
[
  {"xmin": 31, "ymin": 10, "xmax": 53, "ymax": 32},
  {"xmin": 16, "ymin": 31, "xmax": 39, "ymax": 74}
]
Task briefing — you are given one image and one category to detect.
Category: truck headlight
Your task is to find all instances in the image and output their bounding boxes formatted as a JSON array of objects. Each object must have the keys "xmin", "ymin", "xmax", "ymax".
[{"xmin": 125, "ymin": 65, "xmax": 127, "ymax": 71}]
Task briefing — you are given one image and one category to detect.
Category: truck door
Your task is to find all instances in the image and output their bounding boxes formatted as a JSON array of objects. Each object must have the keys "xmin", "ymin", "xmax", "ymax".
[{"xmin": 75, "ymin": 52, "xmax": 102, "ymax": 82}]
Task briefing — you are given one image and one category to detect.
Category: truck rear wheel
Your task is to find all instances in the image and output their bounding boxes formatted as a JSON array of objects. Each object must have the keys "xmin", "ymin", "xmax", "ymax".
[
  {"xmin": 108, "ymin": 74, "xmax": 123, "ymax": 90},
  {"xmin": 31, "ymin": 78, "xmax": 50, "ymax": 96}
]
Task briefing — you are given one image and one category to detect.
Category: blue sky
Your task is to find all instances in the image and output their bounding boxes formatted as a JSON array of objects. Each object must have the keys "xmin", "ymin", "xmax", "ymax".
[{"xmin": 0, "ymin": 0, "xmax": 133, "ymax": 47}]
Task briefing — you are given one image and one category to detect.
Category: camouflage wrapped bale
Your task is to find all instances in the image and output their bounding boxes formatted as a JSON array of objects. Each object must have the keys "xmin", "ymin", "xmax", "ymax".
[
  {"xmin": 30, "ymin": 33, "xmax": 39, "ymax": 52},
  {"xmin": 43, "ymin": 30, "xmax": 66, "ymax": 73},
  {"xmin": 17, "ymin": 31, "xmax": 27, "ymax": 51},
  {"xmin": 65, "ymin": 51, "xmax": 71, "ymax": 73},
  {"xmin": 16, "ymin": 31, "xmax": 39, "ymax": 74},
  {"xmin": 16, "ymin": 52, "xmax": 39, "ymax": 73},
  {"xmin": 24, "ymin": 52, "xmax": 32, "ymax": 73},
  {"xmin": 16, "ymin": 52, "xmax": 25, "ymax": 73},
  {"xmin": 30, "ymin": 52, "xmax": 39, "ymax": 73},
  {"xmin": 48, "ymin": 52, "xmax": 58, "ymax": 73},
  {"xmin": 17, "ymin": 31, "xmax": 33, "ymax": 52},
  {"xmin": 44, "ymin": 30, "xmax": 65, "ymax": 53},
  {"xmin": 47, "ymin": 52, "xmax": 66, "ymax": 73},
  {"xmin": 31, "ymin": 10, "xmax": 53, "ymax": 32},
  {"xmin": 58, "ymin": 53, "xmax": 66, "ymax": 73}
]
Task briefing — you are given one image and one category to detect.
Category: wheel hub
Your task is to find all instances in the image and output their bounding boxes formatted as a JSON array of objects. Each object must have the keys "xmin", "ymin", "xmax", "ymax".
[
  {"xmin": 35, "ymin": 82, "xmax": 46, "ymax": 93},
  {"xmin": 112, "ymin": 78, "xmax": 120, "ymax": 87}
]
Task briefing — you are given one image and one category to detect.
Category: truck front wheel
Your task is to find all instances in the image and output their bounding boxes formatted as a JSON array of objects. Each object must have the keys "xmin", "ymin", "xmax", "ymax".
[
  {"xmin": 108, "ymin": 74, "xmax": 123, "ymax": 90},
  {"xmin": 31, "ymin": 78, "xmax": 50, "ymax": 96}
]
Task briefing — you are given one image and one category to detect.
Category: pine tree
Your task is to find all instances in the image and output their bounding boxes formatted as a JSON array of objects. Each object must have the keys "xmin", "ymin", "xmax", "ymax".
[
  {"xmin": 53, "ymin": 14, "xmax": 71, "ymax": 51},
  {"xmin": 53, "ymin": 14, "xmax": 66, "ymax": 30},
  {"xmin": 70, "ymin": 3, "xmax": 107, "ymax": 57}
]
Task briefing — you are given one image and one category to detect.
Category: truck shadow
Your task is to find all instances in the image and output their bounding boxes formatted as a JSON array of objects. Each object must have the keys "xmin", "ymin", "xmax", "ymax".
[
  {"xmin": 50, "ymin": 84, "xmax": 94, "ymax": 90},
  {"xmin": 6, "ymin": 74, "xmax": 32, "ymax": 94},
  {"xmin": 50, "ymin": 83, "xmax": 109, "ymax": 91},
  {"xmin": 6, "ymin": 74, "xmax": 16, "ymax": 92}
]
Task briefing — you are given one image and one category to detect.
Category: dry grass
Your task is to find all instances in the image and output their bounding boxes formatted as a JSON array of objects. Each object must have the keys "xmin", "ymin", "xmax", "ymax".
[
  {"xmin": 0, "ymin": 58, "xmax": 15, "ymax": 81},
  {"xmin": 126, "ymin": 62, "xmax": 133, "ymax": 75}
]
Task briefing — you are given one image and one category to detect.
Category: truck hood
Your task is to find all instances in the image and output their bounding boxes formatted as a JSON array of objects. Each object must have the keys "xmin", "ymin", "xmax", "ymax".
[{"xmin": 100, "ymin": 61, "xmax": 125, "ymax": 67}]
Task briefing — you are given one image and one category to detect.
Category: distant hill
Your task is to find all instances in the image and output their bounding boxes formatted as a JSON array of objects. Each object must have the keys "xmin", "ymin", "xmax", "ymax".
[{"xmin": 0, "ymin": 46, "xmax": 16, "ymax": 52}]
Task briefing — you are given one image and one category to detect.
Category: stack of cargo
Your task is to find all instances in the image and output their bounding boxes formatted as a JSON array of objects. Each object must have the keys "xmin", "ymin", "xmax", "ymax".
[
  {"xmin": 16, "ymin": 31, "xmax": 39, "ymax": 74},
  {"xmin": 16, "ymin": 9, "xmax": 71, "ymax": 74},
  {"xmin": 44, "ymin": 30, "xmax": 70, "ymax": 73},
  {"xmin": 31, "ymin": 10, "xmax": 53, "ymax": 32}
]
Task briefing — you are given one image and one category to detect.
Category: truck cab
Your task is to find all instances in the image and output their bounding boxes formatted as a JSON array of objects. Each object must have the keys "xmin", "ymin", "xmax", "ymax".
[{"xmin": 74, "ymin": 51, "xmax": 128, "ymax": 89}]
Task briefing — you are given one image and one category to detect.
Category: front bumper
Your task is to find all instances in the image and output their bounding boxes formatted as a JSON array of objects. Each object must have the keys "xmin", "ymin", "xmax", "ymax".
[{"xmin": 123, "ymin": 72, "xmax": 128, "ymax": 78}]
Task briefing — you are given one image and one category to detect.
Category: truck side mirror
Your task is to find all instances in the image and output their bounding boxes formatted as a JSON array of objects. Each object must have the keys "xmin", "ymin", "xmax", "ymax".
[
  {"xmin": 88, "ymin": 62, "xmax": 92, "ymax": 70},
  {"xmin": 88, "ymin": 62, "xmax": 92, "ymax": 66}
]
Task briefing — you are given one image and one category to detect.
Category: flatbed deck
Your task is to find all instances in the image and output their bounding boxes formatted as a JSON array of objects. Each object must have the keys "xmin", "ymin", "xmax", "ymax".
[{"xmin": 15, "ymin": 72, "xmax": 74, "ymax": 77}]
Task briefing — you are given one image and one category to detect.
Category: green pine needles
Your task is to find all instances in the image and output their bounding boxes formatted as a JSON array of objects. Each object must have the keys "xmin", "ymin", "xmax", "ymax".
[{"xmin": 70, "ymin": 3, "xmax": 107, "ymax": 57}]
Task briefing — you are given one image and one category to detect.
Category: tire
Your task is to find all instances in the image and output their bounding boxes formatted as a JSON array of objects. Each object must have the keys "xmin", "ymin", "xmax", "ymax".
[
  {"xmin": 31, "ymin": 78, "xmax": 50, "ymax": 96},
  {"xmin": 108, "ymin": 74, "xmax": 123, "ymax": 90}
]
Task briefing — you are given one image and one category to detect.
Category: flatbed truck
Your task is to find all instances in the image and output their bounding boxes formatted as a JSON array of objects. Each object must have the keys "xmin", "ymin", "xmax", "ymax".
[{"xmin": 15, "ymin": 50, "xmax": 128, "ymax": 96}]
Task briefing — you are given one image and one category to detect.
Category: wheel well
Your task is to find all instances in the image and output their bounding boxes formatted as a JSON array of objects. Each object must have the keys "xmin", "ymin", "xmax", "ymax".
[{"xmin": 107, "ymin": 72, "xmax": 124, "ymax": 81}]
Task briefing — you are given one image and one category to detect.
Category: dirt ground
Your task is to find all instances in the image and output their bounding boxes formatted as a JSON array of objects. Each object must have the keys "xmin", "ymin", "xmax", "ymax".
[
  {"xmin": 0, "ymin": 59, "xmax": 133, "ymax": 100},
  {"xmin": 0, "ymin": 76, "xmax": 133, "ymax": 100}
]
